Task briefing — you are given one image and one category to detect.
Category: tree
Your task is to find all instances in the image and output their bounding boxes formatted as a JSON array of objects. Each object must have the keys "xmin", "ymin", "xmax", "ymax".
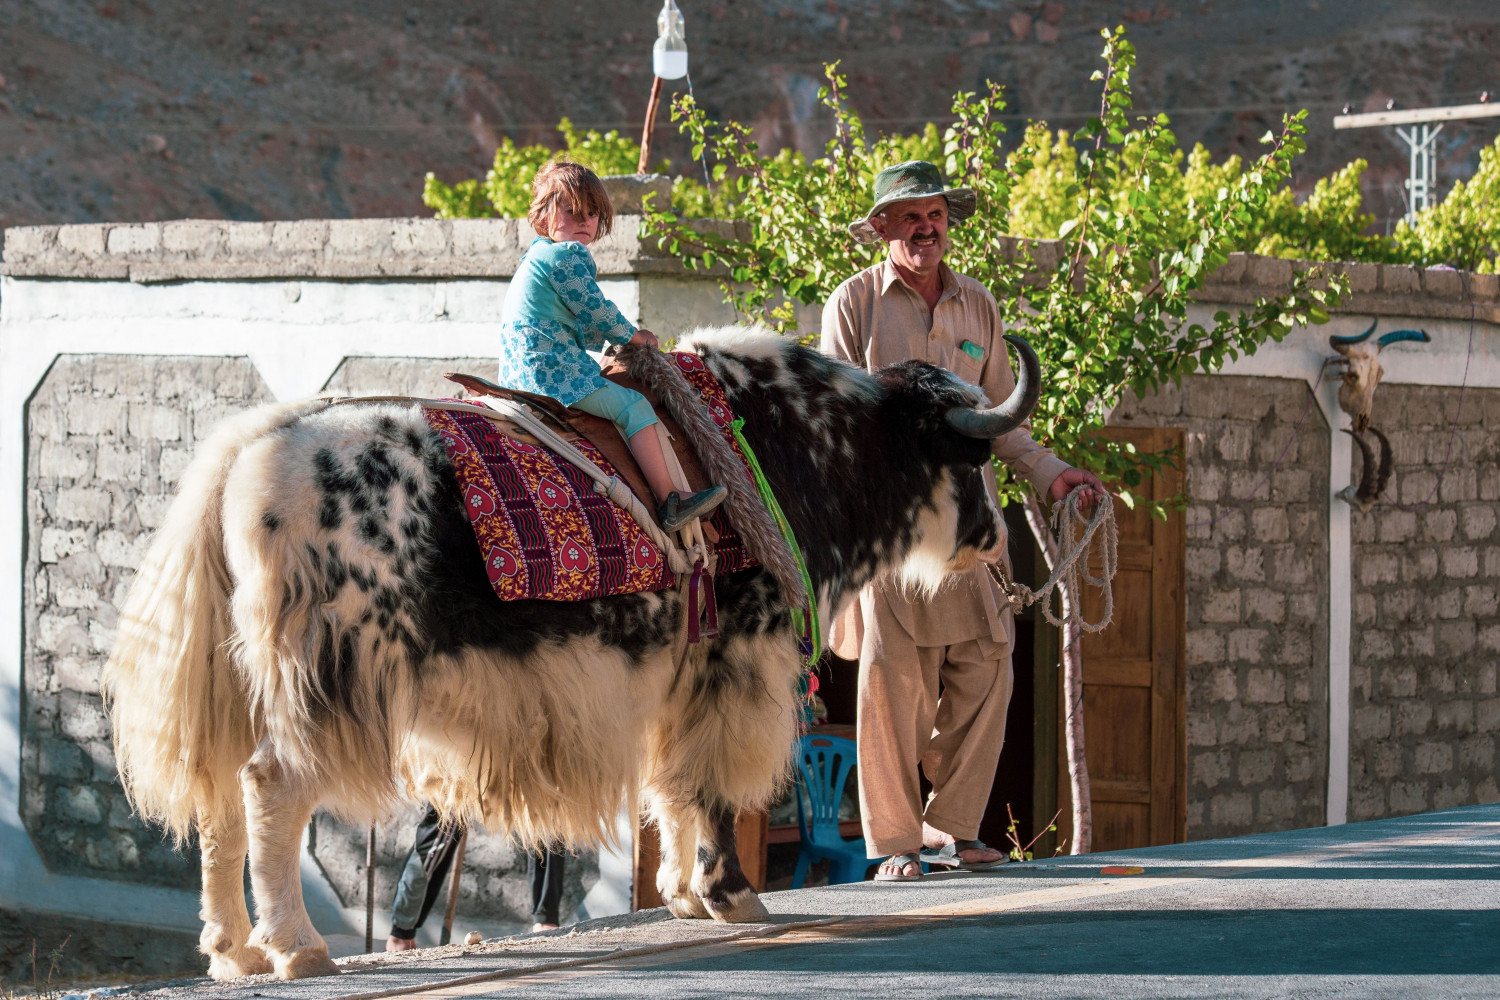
[{"xmin": 641, "ymin": 27, "xmax": 1345, "ymax": 852}]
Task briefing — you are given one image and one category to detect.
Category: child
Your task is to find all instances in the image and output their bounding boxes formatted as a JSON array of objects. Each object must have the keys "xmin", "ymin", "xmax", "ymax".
[{"xmin": 497, "ymin": 160, "xmax": 727, "ymax": 532}]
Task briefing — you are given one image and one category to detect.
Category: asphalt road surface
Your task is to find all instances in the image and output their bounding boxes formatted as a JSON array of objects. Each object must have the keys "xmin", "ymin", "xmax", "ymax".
[{"xmin": 128, "ymin": 803, "xmax": 1500, "ymax": 1000}]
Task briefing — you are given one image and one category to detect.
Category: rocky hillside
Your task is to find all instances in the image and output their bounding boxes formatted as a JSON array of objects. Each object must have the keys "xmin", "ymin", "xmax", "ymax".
[{"xmin": 1, "ymin": 0, "xmax": 1497, "ymax": 231}]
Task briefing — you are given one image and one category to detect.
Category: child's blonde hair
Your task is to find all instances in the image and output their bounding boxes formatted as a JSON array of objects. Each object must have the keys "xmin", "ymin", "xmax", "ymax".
[{"xmin": 527, "ymin": 161, "xmax": 615, "ymax": 238}]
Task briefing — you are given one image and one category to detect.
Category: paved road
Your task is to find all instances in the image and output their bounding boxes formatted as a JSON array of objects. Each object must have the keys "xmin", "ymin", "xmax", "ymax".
[{"xmin": 130, "ymin": 804, "xmax": 1500, "ymax": 1000}]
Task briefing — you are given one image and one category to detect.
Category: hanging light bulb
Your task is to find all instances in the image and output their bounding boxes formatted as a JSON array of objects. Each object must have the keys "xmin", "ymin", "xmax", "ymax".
[{"xmin": 653, "ymin": 0, "xmax": 688, "ymax": 80}]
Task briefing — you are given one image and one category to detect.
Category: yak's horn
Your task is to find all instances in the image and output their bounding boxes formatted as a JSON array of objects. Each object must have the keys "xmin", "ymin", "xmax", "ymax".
[
  {"xmin": 944, "ymin": 334, "xmax": 1041, "ymax": 439},
  {"xmin": 1330, "ymin": 318, "xmax": 1378, "ymax": 350},
  {"xmin": 1377, "ymin": 328, "xmax": 1430, "ymax": 348},
  {"xmin": 1343, "ymin": 428, "xmax": 1378, "ymax": 504},
  {"xmin": 1368, "ymin": 424, "xmax": 1394, "ymax": 499}
]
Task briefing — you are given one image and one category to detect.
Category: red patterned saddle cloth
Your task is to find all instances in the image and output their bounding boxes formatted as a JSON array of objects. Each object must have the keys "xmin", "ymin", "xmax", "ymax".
[{"xmin": 424, "ymin": 352, "xmax": 758, "ymax": 603}]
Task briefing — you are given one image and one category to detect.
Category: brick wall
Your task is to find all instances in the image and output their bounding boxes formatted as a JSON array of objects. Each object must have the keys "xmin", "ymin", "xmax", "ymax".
[
  {"xmin": 23, "ymin": 354, "xmax": 270, "ymax": 885},
  {"xmin": 1346, "ymin": 384, "xmax": 1500, "ymax": 820},
  {"xmin": 1114, "ymin": 374, "xmax": 1330, "ymax": 839},
  {"xmin": 22, "ymin": 351, "xmax": 598, "ymax": 922}
]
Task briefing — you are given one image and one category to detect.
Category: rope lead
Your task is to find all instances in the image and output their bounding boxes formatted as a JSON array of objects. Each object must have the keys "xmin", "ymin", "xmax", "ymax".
[{"xmin": 990, "ymin": 486, "xmax": 1119, "ymax": 634}]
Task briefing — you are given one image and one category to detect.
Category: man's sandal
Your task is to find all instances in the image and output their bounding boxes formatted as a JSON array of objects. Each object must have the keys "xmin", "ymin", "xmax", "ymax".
[
  {"xmin": 872, "ymin": 852, "xmax": 925, "ymax": 882},
  {"xmin": 919, "ymin": 839, "xmax": 1008, "ymax": 872}
]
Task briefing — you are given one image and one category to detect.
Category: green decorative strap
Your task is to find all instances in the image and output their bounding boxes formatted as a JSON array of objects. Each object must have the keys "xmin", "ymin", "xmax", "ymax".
[{"xmin": 730, "ymin": 418, "xmax": 821, "ymax": 666}]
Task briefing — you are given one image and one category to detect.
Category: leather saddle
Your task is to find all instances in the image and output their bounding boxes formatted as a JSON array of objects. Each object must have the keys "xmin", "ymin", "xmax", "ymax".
[{"xmin": 443, "ymin": 364, "xmax": 714, "ymax": 514}]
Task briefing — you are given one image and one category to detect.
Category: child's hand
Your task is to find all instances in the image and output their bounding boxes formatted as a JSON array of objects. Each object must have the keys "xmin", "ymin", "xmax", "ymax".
[{"xmin": 629, "ymin": 329, "xmax": 660, "ymax": 349}]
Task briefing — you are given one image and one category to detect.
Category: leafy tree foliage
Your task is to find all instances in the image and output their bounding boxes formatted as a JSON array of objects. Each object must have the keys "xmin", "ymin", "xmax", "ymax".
[
  {"xmin": 422, "ymin": 117, "xmax": 724, "ymax": 218},
  {"xmin": 641, "ymin": 29, "xmax": 1343, "ymax": 509},
  {"xmin": 422, "ymin": 75, "xmax": 1499, "ymax": 277}
]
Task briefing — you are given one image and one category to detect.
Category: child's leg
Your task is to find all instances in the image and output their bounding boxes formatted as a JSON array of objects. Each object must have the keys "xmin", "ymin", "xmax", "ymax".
[
  {"xmin": 574, "ymin": 383, "xmax": 728, "ymax": 531},
  {"xmin": 572, "ymin": 384, "xmax": 675, "ymax": 502}
]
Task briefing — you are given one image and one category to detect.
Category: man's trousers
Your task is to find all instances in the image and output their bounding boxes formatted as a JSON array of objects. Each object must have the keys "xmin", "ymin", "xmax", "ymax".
[{"xmin": 855, "ymin": 631, "xmax": 1014, "ymax": 857}]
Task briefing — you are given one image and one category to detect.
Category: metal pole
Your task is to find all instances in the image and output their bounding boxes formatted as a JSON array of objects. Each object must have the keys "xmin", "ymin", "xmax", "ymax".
[
  {"xmin": 365, "ymin": 824, "xmax": 376, "ymax": 953},
  {"xmin": 440, "ymin": 828, "xmax": 468, "ymax": 946},
  {"xmin": 1395, "ymin": 122, "xmax": 1444, "ymax": 224}
]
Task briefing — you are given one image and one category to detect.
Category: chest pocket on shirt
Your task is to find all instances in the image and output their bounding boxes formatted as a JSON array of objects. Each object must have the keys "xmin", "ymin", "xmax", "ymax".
[{"xmin": 941, "ymin": 339, "xmax": 985, "ymax": 385}]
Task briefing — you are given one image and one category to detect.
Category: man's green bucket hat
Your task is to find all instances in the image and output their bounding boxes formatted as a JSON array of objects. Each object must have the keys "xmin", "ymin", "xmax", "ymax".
[{"xmin": 847, "ymin": 160, "xmax": 977, "ymax": 245}]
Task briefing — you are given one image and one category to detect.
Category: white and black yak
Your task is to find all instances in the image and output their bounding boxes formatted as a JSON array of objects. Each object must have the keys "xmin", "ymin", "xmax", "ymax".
[{"xmin": 102, "ymin": 325, "xmax": 1039, "ymax": 980}]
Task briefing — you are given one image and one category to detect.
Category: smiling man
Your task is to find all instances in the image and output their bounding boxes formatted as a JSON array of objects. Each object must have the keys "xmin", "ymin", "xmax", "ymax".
[{"xmin": 821, "ymin": 160, "xmax": 1103, "ymax": 882}]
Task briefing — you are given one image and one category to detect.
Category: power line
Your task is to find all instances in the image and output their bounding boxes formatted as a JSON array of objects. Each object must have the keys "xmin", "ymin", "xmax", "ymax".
[{"xmin": 2, "ymin": 100, "xmax": 1497, "ymax": 138}]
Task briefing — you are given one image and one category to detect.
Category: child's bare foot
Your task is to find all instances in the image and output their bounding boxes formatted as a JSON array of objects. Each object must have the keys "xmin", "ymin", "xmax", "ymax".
[{"xmin": 385, "ymin": 935, "xmax": 417, "ymax": 952}]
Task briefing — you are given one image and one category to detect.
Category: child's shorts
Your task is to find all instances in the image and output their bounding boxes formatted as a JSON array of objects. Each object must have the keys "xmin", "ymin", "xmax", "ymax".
[{"xmin": 572, "ymin": 382, "xmax": 659, "ymax": 439}]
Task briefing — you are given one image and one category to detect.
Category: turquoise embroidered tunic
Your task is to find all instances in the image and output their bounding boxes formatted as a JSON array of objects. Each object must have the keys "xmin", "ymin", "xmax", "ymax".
[{"xmin": 497, "ymin": 238, "xmax": 637, "ymax": 405}]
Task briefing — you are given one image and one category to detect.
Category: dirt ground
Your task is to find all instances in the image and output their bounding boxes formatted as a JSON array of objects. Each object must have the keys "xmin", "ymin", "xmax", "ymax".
[{"xmin": 0, "ymin": 1, "xmax": 1498, "ymax": 233}]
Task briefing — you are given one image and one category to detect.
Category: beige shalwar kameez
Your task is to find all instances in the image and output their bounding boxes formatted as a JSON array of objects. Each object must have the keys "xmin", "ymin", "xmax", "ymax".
[{"xmin": 821, "ymin": 259, "xmax": 1069, "ymax": 857}]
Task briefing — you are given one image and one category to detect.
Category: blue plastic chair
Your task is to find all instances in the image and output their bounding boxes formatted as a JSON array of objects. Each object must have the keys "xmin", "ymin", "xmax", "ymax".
[{"xmin": 791, "ymin": 734, "xmax": 872, "ymax": 888}]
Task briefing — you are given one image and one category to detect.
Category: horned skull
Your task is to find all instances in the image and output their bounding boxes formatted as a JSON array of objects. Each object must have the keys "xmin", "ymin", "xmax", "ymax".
[
  {"xmin": 1328, "ymin": 320, "xmax": 1430, "ymax": 511},
  {"xmin": 1329, "ymin": 320, "xmax": 1430, "ymax": 432}
]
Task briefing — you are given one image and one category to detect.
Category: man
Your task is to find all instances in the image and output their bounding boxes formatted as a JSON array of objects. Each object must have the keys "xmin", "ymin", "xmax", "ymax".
[
  {"xmin": 821, "ymin": 161, "xmax": 1104, "ymax": 881},
  {"xmin": 385, "ymin": 806, "xmax": 566, "ymax": 950}
]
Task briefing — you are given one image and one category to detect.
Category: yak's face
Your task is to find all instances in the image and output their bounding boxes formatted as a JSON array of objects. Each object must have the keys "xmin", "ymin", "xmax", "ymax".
[{"xmin": 880, "ymin": 361, "xmax": 1006, "ymax": 597}]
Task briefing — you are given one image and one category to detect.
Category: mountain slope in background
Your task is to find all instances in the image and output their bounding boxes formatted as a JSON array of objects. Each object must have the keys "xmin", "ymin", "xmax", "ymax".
[{"xmin": 1, "ymin": 0, "xmax": 1496, "ymax": 230}]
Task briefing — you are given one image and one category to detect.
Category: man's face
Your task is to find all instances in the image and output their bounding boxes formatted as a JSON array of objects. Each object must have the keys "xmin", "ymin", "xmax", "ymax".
[{"xmin": 870, "ymin": 194, "xmax": 949, "ymax": 273}]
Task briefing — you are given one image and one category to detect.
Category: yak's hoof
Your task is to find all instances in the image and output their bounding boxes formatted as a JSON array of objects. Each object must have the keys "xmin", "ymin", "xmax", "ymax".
[
  {"xmin": 663, "ymin": 891, "xmax": 711, "ymax": 919},
  {"xmin": 274, "ymin": 946, "xmax": 340, "ymax": 981},
  {"xmin": 207, "ymin": 945, "xmax": 273, "ymax": 981},
  {"xmin": 704, "ymin": 887, "xmax": 770, "ymax": 923}
]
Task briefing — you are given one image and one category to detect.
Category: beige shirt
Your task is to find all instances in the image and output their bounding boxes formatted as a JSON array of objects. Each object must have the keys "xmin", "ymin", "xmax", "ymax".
[{"xmin": 821, "ymin": 258, "xmax": 1070, "ymax": 652}]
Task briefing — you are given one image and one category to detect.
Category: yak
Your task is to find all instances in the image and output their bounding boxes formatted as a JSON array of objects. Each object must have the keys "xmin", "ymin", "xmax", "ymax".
[{"xmin": 102, "ymin": 325, "xmax": 1039, "ymax": 981}]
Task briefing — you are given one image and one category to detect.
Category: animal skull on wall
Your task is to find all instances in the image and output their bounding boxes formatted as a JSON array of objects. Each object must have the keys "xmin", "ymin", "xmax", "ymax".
[{"xmin": 1328, "ymin": 320, "xmax": 1430, "ymax": 512}]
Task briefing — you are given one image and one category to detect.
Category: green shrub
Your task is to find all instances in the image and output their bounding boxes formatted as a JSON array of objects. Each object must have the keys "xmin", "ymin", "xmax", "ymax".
[{"xmin": 422, "ymin": 91, "xmax": 1499, "ymax": 277}]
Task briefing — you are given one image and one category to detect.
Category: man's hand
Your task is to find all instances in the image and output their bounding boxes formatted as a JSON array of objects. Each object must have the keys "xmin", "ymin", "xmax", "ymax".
[
  {"xmin": 629, "ymin": 328, "xmax": 660, "ymax": 349},
  {"xmin": 1048, "ymin": 467, "xmax": 1108, "ymax": 510}
]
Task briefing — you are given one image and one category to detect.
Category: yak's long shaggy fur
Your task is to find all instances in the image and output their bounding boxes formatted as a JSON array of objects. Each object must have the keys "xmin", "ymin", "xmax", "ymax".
[
  {"xmin": 103, "ymin": 325, "xmax": 1008, "ymax": 981},
  {"xmin": 615, "ymin": 339, "xmax": 805, "ymax": 606}
]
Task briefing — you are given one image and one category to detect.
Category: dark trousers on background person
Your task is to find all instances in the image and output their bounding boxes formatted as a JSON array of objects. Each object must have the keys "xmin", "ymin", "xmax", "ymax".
[
  {"xmin": 527, "ymin": 846, "xmax": 565, "ymax": 927},
  {"xmin": 389, "ymin": 804, "xmax": 567, "ymax": 940}
]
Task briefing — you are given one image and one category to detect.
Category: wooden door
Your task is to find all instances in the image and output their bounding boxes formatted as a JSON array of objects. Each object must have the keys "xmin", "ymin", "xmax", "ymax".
[{"xmin": 1052, "ymin": 426, "xmax": 1186, "ymax": 853}]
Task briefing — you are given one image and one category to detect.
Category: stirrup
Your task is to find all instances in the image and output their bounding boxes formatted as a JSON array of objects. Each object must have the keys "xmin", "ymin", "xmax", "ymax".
[{"xmin": 658, "ymin": 485, "xmax": 728, "ymax": 532}]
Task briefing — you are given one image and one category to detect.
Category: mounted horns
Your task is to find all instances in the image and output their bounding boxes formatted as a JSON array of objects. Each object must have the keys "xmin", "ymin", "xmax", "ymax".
[
  {"xmin": 1329, "ymin": 318, "xmax": 1378, "ymax": 350},
  {"xmin": 944, "ymin": 334, "xmax": 1041, "ymax": 439},
  {"xmin": 1377, "ymin": 328, "xmax": 1431, "ymax": 348}
]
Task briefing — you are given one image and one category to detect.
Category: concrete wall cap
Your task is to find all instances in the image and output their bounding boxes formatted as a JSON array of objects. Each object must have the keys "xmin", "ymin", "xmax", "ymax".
[{"xmin": 2, "ymin": 217, "xmax": 1497, "ymax": 323}]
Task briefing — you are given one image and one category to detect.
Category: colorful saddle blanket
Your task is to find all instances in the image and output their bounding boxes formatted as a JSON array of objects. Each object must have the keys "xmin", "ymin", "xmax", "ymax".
[{"xmin": 424, "ymin": 352, "xmax": 758, "ymax": 603}]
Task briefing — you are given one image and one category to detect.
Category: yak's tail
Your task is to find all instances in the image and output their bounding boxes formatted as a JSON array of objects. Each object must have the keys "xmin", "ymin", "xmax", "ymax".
[{"xmin": 102, "ymin": 399, "xmax": 329, "ymax": 842}]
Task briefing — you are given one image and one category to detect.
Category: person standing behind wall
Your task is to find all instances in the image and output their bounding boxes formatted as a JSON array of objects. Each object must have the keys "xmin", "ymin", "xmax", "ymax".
[
  {"xmin": 385, "ymin": 805, "xmax": 567, "ymax": 950},
  {"xmin": 820, "ymin": 161, "xmax": 1105, "ymax": 882}
]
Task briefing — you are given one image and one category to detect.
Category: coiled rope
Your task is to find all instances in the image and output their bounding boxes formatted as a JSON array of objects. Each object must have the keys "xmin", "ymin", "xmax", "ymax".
[{"xmin": 989, "ymin": 486, "xmax": 1118, "ymax": 633}]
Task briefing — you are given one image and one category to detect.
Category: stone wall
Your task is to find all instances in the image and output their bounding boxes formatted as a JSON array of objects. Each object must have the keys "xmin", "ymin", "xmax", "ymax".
[
  {"xmin": 1, "ymin": 906, "xmax": 203, "ymax": 984},
  {"xmin": 6, "ymin": 216, "xmax": 1500, "ymax": 962},
  {"xmin": 22, "ymin": 354, "xmax": 270, "ymax": 886},
  {"xmin": 1114, "ymin": 375, "xmax": 1331, "ymax": 839},
  {"xmin": 1346, "ymin": 384, "xmax": 1500, "ymax": 821},
  {"xmin": 21, "ymin": 350, "xmax": 600, "ymax": 925}
]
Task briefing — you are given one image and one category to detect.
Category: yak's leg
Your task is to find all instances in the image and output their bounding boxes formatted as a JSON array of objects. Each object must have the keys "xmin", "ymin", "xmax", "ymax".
[
  {"xmin": 199, "ymin": 793, "xmax": 273, "ymax": 979},
  {"xmin": 692, "ymin": 802, "xmax": 769, "ymax": 923},
  {"xmin": 241, "ymin": 745, "xmax": 340, "ymax": 980},
  {"xmin": 649, "ymin": 797, "xmax": 710, "ymax": 919}
]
